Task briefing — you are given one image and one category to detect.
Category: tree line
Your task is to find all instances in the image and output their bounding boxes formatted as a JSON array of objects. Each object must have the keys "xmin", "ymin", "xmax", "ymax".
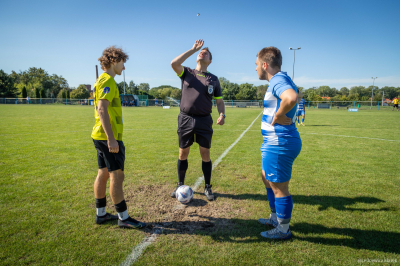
[
  {"xmin": 0, "ymin": 68, "xmax": 68, "ymax": 98},
  {"xmin": 302, "ymin": 85, "xmax": 400, "ymax": 101},
  {"xmin": 2, "ymin": 68, "xmax": 399, "ymax": 101}
]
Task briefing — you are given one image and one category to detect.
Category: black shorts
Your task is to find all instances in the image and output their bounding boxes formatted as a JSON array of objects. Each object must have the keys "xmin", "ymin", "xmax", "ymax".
[
  {"xmin": 394, "ymin": 104, "xmax": 399, "ymax": 108},
  {"xmin": 177, "ymin": 112, "xmax": 213, "ymax": 149},
  {"xmin": 93, "ymin": 139, "xmax": 125, "ymax": 172}
]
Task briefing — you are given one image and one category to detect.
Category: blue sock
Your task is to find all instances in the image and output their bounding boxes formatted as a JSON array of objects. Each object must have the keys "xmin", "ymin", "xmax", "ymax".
[
  {"xmin": 302, "ymin": 118, "xmax": 304, "ymax": 123},
  {"xmin": 275, "ymin": 195, "xmax": 293, "ymax": 233},
  {"xmin": 266, "ymin": 188, "xmax": 276, "ymax": 215}
]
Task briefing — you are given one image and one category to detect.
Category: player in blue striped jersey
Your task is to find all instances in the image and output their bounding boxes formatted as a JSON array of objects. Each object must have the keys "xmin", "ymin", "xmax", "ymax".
[
  {"xmin": 255, "ymin": 47, "xmax": 302, "ymax": 240},
  {"xmin": 297, "ymin": 97, "xmax": 306, "ymax": 126}
]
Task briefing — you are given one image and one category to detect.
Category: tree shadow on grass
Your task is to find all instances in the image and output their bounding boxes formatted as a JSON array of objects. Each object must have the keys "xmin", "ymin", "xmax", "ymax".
[
  {"xmin": 291, "ymin": 222, "xmax": 400, "ymax": 254},
  {"xmin": 213, "ymin": 193, "xmax": 394, "ymax": 212}
]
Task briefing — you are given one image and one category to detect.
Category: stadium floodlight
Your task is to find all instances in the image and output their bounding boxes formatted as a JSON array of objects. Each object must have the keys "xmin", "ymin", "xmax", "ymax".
[
  {"xmin": 289, "ymin": 47, "xmax": 301, "ymax": 80},
  {"xmin": 371, "ymin": 77, "xmax": 377, "ymax": 109}
]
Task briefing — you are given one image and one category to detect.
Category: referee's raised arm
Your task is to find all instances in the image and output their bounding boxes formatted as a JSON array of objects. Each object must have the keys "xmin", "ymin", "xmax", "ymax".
[{"xmin": 171, "ymin": 39, "xmax": 204, "ymax": 75}]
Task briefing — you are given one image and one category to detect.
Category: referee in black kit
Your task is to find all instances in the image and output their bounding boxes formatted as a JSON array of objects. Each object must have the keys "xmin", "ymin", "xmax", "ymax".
[{"xmin": 170, "ymin": 39, "xmax": 226, "ymax": 201}]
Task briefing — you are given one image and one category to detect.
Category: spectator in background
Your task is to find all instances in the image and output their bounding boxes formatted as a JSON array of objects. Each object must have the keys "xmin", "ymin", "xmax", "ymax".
[
  {"xmin": 26, "ymin": 96, "xmax": 30, "ymax": 104},
  {"xmin": 155, "ymin": 98, "xmax": 158, "ymax": 106}
]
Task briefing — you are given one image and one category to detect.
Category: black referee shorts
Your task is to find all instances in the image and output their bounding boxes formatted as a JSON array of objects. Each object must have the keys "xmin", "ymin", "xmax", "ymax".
[
  {"xmin": 177, "ymin": 112, "xmax": 213, "ymax": 149},
  {"xmin": 93, "ymin": 139, "xmax": 125, "ymax": 172}
]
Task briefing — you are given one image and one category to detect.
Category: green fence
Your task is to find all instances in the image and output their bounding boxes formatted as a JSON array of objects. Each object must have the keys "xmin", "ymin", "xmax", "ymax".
[
  {"xmin": 305, "ymin": 101, "xmax": 390, "ymax": 110},
  {"xmin": 0, "ymin": 98, "xmax": 394, "ymax": 110}
]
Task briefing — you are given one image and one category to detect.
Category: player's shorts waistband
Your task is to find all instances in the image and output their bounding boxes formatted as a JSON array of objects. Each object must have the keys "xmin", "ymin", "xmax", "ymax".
[{"xmin": 180, "ymin": 111, "xmax": 210, "ymax": 117}]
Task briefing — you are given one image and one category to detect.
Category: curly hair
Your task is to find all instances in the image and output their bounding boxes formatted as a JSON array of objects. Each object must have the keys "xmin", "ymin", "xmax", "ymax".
[
  {"xmin": 98, "ymin": 46, "xmax": 129, "ymax": 70},
  {"xmin": 257, "ymin": 47, "xmax": 282, "ymax": 69}
]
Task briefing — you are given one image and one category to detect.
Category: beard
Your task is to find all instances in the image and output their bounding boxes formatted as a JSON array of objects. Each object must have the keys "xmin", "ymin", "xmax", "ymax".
[{"xmin": 259, "ymin": 68, "xmax": 268, "ymax": 80}]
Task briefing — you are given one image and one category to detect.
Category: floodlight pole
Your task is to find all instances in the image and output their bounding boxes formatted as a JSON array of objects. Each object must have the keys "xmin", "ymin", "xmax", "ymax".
[
  {"xmin": 289, "ymin": 47, "xmax": 301, "ymax": 80},
  {"xmin": 123, "ymin": 70, "xmax": 126, "ymax": 95},
  {"xmin": 371, "ymin": 77, "xmax": 377, "ymax": 109}
]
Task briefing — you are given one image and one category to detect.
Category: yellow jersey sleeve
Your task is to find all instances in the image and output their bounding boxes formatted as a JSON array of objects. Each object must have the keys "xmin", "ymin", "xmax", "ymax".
[{"xmin": 97, "ymin": 78, "xmax": 117, "ymax": 103}]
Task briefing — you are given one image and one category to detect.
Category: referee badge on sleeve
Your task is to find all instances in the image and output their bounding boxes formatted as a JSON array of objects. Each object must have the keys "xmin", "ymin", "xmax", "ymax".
[{"xmin": 208, "ymin": 85, "xmax": 214, "ymax": 94}]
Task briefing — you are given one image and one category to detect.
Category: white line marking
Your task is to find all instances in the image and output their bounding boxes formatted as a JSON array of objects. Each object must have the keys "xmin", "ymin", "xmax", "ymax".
[
  {"xmin": 120, "ymin": 111, "xmax": 263, "ymax": 265},
  {"xmin": 302, "ymin": 132, "xmax": 400, "ymax": 142}
]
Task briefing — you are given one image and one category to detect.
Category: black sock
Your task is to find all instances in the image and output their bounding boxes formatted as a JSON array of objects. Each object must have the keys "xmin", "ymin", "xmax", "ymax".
[
  {"xmin": 95, "ymin": 197, "xmax": 107, "ymax": 208},
  {"xmin": 178, "ymin": 159, "xmax": 188, "ymax": 184},
  {"xmin": 95, "ymin": 197, "xmax": 107, "ymax": 217},
  {"xmin": 114, "ymin": 199, "xmax": 127, "ymax": 213},
  {"xmin": 202, "ymin": 160, "xmax": 212, "ymax": 185}
]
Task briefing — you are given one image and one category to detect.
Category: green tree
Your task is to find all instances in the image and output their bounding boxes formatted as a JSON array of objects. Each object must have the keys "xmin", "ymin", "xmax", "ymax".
[
  {"xmin": 12, "ymin": 68, "xmax": 68, "ymax": 98},
  {"xmin": 170, "ymin": 88, "xmax": 181, "ymax": 99},
  {"xmin": 138, "ymin": 83, "xmax": 150, "ymax": 92},
  {"xmin": 40, "ymin": 88, "xmax": 46, "ymax": 98},
  {"xmin": 235, "ymin": 83, "xmax": 256, "ymax": 100},
  {"xmin": 117, "ymin": 81, "xmax": 128, "ymax": 94},
  {"xmin": 57, "ymin": 89, "xmax": 68, "ymax": 99},
  {"xmin": 348, "ymin": 93, "xmax": 360, "ymax": 101},
  {"xmin": 127, "ymin": 80, "xmax": 138, "ymax": 95},
  {"xmin": 256, "ymin": 85, "xmax": 268, "ymax": 100},
  {"xmin": 66, "ymin": 90, "xmax": 70, "ymax": 99},
  {"xmin": 349, "ymin": 86, "xmax": 367, "ymax": 98},
  {"xmin": 0, "ymin": 70, "xmax": 18, "ymax": 97},
  {"xmin": 71, "ymin": 85, "xmax": 90, "ymax": 99},
  {"xmin": 35, "ymin": 88, "xmax": 40, "ymax": 98},
  {"xmin": 340, "ymin": 95, "xmax": 349, "ymax": 101},
  {"xmin": 380, "ymin": 86, "xmax": 400, "ymax": 99},
  {"xmin": 219, "ymin": 77, "xmax": 240, "ymax": 100},
  {"xmin": 316, "ymin": 86, "xmax": 336, "ymax": 97},
  {"xmin": 340, "ymin": 87, "xmax": 349, "ymax": 96},
  {"xmin": 22, "ymin": 86, "xmax": 27, "ymax": 98}
]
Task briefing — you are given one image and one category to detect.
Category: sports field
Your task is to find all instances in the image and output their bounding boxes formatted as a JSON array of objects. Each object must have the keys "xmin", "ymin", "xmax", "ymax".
[{"xmin": 0, "ymin": 105, "xmax": 399, "ymax": 265}]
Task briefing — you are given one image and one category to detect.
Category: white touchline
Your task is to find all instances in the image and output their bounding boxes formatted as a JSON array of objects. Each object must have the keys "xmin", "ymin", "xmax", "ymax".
[{"xmin": 120, "ymin": 111, "xmax": 263, "ymax": 266}]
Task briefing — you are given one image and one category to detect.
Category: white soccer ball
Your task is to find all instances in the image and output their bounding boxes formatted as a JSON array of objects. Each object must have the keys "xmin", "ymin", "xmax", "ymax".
[{"xmin": 176, "ymin": 185, "xmax": 193, "ymax": 204}]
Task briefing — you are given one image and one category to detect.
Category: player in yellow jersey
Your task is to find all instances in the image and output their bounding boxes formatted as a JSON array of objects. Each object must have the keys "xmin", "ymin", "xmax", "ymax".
[
  {"xmin": 392, "ymin": 98, "xmax": 399, "ymax": 111},
  {"xmin": 92, "ymin": 46, "xmax": 146, "ymax": 229}
]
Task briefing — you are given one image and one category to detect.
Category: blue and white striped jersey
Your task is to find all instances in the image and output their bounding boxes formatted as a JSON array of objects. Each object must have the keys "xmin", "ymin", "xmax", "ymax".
[
  {"xmin": 297, "ymin": 99, "xmax": 305, "ymax": 111},
  {"xmin": 261, "ymin": 72, "xmax": 299, "ymax": 145}
]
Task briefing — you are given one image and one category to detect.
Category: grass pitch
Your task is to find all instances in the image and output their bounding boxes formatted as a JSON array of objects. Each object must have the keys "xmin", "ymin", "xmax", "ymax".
[{"xmin": 0, "ymin": 105, "xmax": 399, "ymax": 265}]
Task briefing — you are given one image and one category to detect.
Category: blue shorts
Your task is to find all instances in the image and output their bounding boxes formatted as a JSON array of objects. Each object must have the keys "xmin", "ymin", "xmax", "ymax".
[
  {"xmin": 261, "ymin": 136, "xmax": 302, "ymax": 183},
  {"xmin": 297, "ymin": 110, "xmax": 305, "ymax": 116}
]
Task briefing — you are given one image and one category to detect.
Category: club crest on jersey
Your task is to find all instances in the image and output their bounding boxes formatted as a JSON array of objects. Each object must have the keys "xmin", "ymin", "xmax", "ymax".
[
  {"xmin": 103, "ymin": 87, "xmax": 110, "ymax": 94},
  {"xmin": 208, "ymin": 85, "xmax": 214, "ymax": 94}
]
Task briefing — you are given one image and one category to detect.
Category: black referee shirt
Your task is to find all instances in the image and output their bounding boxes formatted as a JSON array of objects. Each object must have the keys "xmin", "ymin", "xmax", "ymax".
[{"xmin": 178, "ymin": 66, "xmax": 222, "ymax": 116}]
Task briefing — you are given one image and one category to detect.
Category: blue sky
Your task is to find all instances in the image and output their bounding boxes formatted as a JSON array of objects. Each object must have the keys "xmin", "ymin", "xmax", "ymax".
[{"xmin": 1, "ymin": 0, "xmax": 399, "ymax": 90}]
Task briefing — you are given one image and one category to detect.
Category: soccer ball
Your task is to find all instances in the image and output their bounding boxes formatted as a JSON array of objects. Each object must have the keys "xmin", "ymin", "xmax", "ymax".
[{"xmin": 176, "ymin": 185, "xmax": 193, "ymax": 204}]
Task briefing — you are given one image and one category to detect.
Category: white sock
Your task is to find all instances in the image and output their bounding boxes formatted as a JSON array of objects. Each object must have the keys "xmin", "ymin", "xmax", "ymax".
[
  {"xmin": 277, "ymin": 223, "xmax": 289, "ymax": 233},
  {"xmin": 270, "ymin": 213, "xmax": 277, "ymax": 221},
  {"xmin": 118, "ymin": 210, "xmax": 129, "ymax": 221},
  {"xmin": 96, "ymin": 207, "xmax": 106, "ymax": 217}
]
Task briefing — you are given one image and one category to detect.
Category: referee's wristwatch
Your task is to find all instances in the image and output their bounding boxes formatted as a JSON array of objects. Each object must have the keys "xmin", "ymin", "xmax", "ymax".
[{"xmin": 220, "ymin": 113, "xmax": 226, "ymax": 118}]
